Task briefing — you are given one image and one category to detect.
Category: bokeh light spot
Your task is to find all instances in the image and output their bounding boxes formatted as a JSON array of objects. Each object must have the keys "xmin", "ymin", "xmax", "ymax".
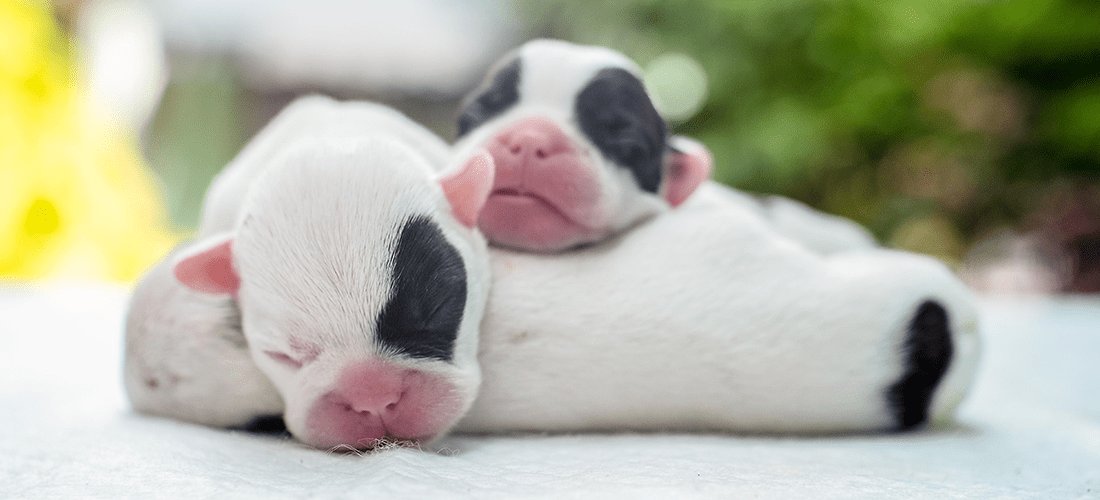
[{"xmin": 644, "ymin": 52, "xmax": 708, "ymax": 122}]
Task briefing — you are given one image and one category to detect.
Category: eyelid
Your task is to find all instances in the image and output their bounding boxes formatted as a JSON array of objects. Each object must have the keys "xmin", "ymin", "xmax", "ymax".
[
  {"xmin": 264, "ymin": 350, "xmax": 303, "ymax": 370},
  {"xmin": 288, "ymin": 337, "xmax": 322, "ymax": 364}
]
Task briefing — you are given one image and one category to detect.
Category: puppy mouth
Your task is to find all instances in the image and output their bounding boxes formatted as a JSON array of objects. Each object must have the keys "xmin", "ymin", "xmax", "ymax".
[{"xmin": 488, "ymin": 188, "xmax": 587, "ymax": 228}]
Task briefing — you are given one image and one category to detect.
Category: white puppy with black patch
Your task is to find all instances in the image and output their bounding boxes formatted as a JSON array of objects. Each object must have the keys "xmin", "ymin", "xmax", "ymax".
[
  {"xmin": 128, "ymin": 97, "xmax": 495, "ymax": 448},
  {"xmin": 450, "ymin": 39, "xmax": 876, "ymax": 254},
  {"xmin": 127, "ymin": 98, "xmax": 978, "ymax": 449},
  {"xmin": 126, "ymin": 42, "xmax": 876, "ymax": 436},
  {"xmin": 445, "ymin": 41, "xmax": 979, "ymax": 430}
]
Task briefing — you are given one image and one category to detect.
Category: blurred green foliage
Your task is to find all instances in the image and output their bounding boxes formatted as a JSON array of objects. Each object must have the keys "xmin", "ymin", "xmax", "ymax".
[
  {"xmin": 146, "ymin": 59, "xmax": 247, "ymax": 231},
  {"xmin": 517, "ymin": 0, "xmax": 1100, "ymax": 263}
]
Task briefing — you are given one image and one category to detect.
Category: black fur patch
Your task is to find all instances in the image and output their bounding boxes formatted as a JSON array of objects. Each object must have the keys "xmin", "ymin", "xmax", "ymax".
[
  {"xmin": 375, "ymin": 216, "xmax": 467, "ymax": 362},
  {"xmin": 235, "ymin": 415, "xmax": 288, "ymax": 435},
  {"xmin": 456, "ymin": 56, "xmax": 521, "ymax": 138},
  {"xmin": 887, "ymin": 300, "xmax": 954, "ymax": 430},
  {"xmin": 575, "ymin": 68, "xmax": 668, "ymax": 193}
]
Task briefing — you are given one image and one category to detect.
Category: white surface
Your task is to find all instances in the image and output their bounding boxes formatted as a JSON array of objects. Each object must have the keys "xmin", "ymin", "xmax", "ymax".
[{"xmin": 1, "ymin": 284, "xmax": 1098, "ymax": 499}]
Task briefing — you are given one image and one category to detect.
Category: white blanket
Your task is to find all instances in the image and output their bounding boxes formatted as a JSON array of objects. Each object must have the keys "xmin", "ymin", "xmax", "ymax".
[{"xmin": 1, "ymin": 285, "xmax": 1097, "ymax": 499}]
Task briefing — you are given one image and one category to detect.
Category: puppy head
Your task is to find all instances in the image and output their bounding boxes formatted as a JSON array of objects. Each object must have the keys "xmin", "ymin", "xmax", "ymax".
[
  {"xmin": 451, "ymin": 39, "xmax": 712, "ymax": 251},
  {"xmin": 124, "ymin": 249, "xmax": 284, "ymax": 428},
  {"xmin": 174, "ymin": 138, "xmax": 494, "ymax": 450}
]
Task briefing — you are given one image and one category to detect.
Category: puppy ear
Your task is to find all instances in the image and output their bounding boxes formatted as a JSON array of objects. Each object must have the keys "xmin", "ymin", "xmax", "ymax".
[
  {"xmin": 173, "ymin": 232, "xmax": 240, "ymax": 295},
  {"xmin": 662, "ymin": 135, "xmax": 712, "ymax": 208},
  {"xmin": 440, "ymin": 149, "xmax": 495, "ymax": 228}
]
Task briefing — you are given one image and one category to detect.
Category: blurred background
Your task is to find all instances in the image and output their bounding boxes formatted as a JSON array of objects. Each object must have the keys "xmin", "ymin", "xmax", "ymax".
[{"xmin": 2, "ymin": 0, "xmax": 1098, "ymax": 293}]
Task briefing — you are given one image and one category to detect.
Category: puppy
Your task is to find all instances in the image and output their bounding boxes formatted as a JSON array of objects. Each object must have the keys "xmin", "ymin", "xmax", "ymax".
[
  {"xmin": 127, "ymin": 98, "xmax": 977, "ymax": 450},
  {"xmin": 128, "ymin": 97, "xmax": 494, "ymax": 449},
  {"xmin": 125, "ymin": 248, "xmax": 283, "ymax": 429},
  {"xmin": 457, "ymin": 191, "xmax": 979, "ymax": 434},
  {"xmin": 450, "ymin": 38, "xmax": 876, "ymax": 254}
]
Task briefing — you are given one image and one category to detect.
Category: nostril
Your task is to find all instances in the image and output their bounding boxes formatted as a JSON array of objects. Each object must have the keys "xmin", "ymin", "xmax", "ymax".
[
  {"xmin": 334, "ymin": 388, "xmax": 404, "ymax": 417},
  {"xmin": 509, "ymin": 144, "xmax": 522, "ymax": 155},
  {"xmin": 535, "ymin": 148, "xmax": 548, "ymax": 159}
]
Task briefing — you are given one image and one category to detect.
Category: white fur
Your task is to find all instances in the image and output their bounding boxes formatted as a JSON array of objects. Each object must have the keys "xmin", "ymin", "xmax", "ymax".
[
  {"xmin": 690, "ymin": 183, "xmax": 878, "ymax": 255},
  {"xmin": 124, "ymin": 249, "xmax": 283, "ymax": 427},
  {"xmin": 200, "ymin": 95, "xmax": 450, "ymax": 234},
  {"xmin": 458, "ymin": 194, "xmax": 980, "ymax": 433}
]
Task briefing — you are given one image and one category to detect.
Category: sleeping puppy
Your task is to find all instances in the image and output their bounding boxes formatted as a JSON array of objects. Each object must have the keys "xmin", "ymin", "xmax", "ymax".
[
  {"xmin": 126, "ymin": 43, "xmax": 874, "ymax": 430},
  {"xmin": 127, "ymin": 97, "xmax": 495, "ymax": 449},
  {"xmin": 126, "ymin": 96, "xmax": 455, "ymax": 431},
  {"xmin": 450, "ymin": 38, "xmax": 876, "ymax": 254},
  {"xmin": 125, "ymin": 247, "xmax": 283, "ymax": 430},
  {"xmin": 127, "ymin": 102, "xmax": 978, "ymax": 448},
  {"xmin": 451, "ymin": 44, "xmax": 978, "ymax": 428}
]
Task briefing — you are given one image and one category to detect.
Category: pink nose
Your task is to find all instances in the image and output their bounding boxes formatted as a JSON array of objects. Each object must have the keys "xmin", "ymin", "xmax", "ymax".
[
  {"xmin": 304, "ymin": 359, "xmax": 463, "ymax": 449},
  {"xmin": 328, "ymin": 361, "xmax": 407, "ymax": 417},
  {"xmin": 341, "ymin": 387, "xmax": 402, "ymax": 416},
  {"xmin": 494, "ymin": 117, "xmax": 574, "ymax": 162}
]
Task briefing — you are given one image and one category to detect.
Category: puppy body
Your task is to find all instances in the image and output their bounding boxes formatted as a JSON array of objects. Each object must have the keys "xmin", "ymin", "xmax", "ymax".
[
  {"xmin": 690, "ymin": 182, "xmax": 877, "ymax": 255},
  {"xmin": 459, "ymin": 192, "xmax": 979, "ymax": 433}
]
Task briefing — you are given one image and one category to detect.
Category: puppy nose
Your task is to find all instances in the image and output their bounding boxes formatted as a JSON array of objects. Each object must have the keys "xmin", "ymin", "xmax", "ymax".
[
  {"xmin": 303, "ymin": 359, "xmax": 462, "ymax": 450},
  {"xmin": 343, "ymin": 387, "xmax": 403, "ymax": 416},
  {"xmin": 505, "ymin": 130, "xmax": 552, "ymax": 159},
  {"xmin": 495, "ymin": 117, "xmax": 574, "ymax": 161},
  {"xmin": 330, "ymin": 361, "xmax": 408, "ymax": 417}
]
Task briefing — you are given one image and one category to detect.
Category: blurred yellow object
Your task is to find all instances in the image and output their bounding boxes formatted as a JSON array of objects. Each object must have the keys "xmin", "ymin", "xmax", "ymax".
[{"xmin": 1, "ymin": 0, "xmax": 179, "ymax": 283}]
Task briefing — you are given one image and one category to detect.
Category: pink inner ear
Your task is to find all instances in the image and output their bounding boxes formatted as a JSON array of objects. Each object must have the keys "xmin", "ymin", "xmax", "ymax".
[
  {"xmin": 173, "ymin": 236, "xmax": 240, "ymax": 295},
  {"xmin": 663, "ymin": 139, "xmax": 713, "ymax": 208},
  {"xmin": 440, "ymin": 149, "xmax": 495, "ymax": 228}
]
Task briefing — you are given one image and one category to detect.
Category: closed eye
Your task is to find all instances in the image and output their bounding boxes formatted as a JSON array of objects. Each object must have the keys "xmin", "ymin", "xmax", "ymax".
[{"xmin": 264, "ymin": 350, "xmax": 303, "ymax": 370}]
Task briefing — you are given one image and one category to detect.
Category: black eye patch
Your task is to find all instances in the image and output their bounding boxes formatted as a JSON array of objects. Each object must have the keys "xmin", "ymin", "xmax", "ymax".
[
  {"xmin": 575, "ymin": 68, "xmax": 668, "ymax": 194},
  {"xmin": 456, "ymin": 56, "xmax": 521, "ymax": 138},
  {"xmin": 375, "ymin": 216, "xmax": 467, "ymax": 362}
]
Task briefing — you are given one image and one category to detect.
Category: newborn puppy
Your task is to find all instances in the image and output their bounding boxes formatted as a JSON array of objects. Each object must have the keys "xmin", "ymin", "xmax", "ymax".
[
  {"xmin": 450, "ymin": 39, "xmax": 709, "ymax": 251},
  {"xmin": 173, "ymin": 139, "xmax": 493, "ymax": 450},
  {"xmin": 451, "ymin": 38, "xmax": 876, "ymax": 254},
  {"xmin": 125, "ymin": 247, "xmax": 283, "ymax": 429},
  {"xmin": 127, "ymin": 97, "xmax": 495, "ymax": 449},
  {"xmin": 128, "ymin": 97, "xmax": 976, "ymax": 447},
  {"xmin": 457, "ymin": 192, "xmax": 980, "ymax": 434},
  {"xmin": 126, "ymin": 96, "xmax": 456, "ymax": 432}
]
